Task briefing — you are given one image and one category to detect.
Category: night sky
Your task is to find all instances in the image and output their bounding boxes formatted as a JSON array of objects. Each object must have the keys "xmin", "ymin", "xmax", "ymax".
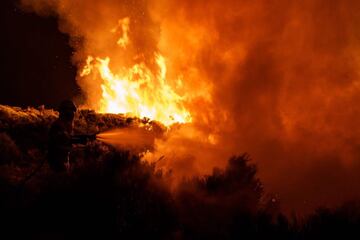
[{"xmin": 0, "ymin": 0, "xmax": 79, "ymax": 108}]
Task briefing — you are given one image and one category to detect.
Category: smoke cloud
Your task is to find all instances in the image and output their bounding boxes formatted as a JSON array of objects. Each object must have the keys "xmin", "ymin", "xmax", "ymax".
[{"xmin": 20, "ymin": 0, "xmax": 360, "ymax": 213}]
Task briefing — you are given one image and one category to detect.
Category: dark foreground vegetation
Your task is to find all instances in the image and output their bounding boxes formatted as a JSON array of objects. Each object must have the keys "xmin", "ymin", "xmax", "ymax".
[{"xmin": 1, "ymin": 105, "xmax": 360, "ymax": 239}]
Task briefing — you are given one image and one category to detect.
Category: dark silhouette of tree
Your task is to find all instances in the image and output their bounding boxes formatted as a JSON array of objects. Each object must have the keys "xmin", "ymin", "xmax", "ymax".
[
  {"xmin": 2, "ymin": 107, "xmax": 360, "ymax": 239},
  {"xmin": 174, "ymin": 154, "xmax": 264, "ymax": 239}
]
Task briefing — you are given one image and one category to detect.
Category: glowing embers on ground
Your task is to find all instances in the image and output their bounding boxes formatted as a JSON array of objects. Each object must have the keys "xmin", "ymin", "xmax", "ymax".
[{"xmin": 81, "ymin": 54, "xmax": 191, "ymax": 126}]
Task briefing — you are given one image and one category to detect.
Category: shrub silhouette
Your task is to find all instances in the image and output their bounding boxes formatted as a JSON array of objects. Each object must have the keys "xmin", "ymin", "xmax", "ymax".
[{"xmin": 1, "ymin": 106, "xmax": 360, "ymax": 239}]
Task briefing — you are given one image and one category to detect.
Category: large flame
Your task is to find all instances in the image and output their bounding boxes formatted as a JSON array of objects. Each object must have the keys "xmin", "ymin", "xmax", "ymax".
[
  {"xmin": 80, "ymin": 18, "xmax": 191, "ymax": 126},
  {"xmin": 20, "ymin": 0, "xmax": 360, "ymax": 213}
]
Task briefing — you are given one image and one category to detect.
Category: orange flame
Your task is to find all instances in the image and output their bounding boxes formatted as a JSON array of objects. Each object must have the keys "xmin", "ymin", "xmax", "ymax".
[
  {"xmin": 80, "ymin": 20, "xmax": 192, "ymax": 126},
  {"xmin": 111, "ymin": 17, "xmax": 130, "ymax": 49}
]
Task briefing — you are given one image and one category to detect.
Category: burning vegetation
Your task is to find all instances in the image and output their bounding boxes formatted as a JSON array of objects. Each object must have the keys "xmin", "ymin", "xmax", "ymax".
[
  {"xmin": 1, "ymin": 105, "xmax": 360, "ymax": 238},
  {"xmin": 1, "ymin": 0, "xmax": 360, "ymax": 237},
  {"xmin": 18, "ymin": 0, "xmax": 360, "ymax": 213}
]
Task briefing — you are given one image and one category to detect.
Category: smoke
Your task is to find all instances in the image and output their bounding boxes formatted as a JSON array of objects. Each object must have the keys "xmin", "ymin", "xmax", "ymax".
[{"xmin": 20, "ymin": 0, "xmax": 360, "ymax": 212}]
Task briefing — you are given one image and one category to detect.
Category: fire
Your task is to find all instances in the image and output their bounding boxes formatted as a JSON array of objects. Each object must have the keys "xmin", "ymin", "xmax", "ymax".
[
  {"xmin": 20, "ymin": 0, "xmax": 360, "ymax": 213},
  {"xmin": 80, "ymin": 18, "xmax": 191, "ymax": 126},
  {"xmin": 111, "ymin": 17, "xmax": 130, "ymax": 49}
]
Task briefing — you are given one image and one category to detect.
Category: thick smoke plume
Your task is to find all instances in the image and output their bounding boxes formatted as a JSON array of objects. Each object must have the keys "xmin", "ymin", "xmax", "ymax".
[{"xmin": 20, "ymin": 0, "xmax": 360, "ymax": 212}]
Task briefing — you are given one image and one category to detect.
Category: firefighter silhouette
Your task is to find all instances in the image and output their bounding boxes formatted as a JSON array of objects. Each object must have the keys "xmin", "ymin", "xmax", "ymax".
[{"xmin": 48, "ymin": 100, "xmax": 77, "ymax": 172}]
